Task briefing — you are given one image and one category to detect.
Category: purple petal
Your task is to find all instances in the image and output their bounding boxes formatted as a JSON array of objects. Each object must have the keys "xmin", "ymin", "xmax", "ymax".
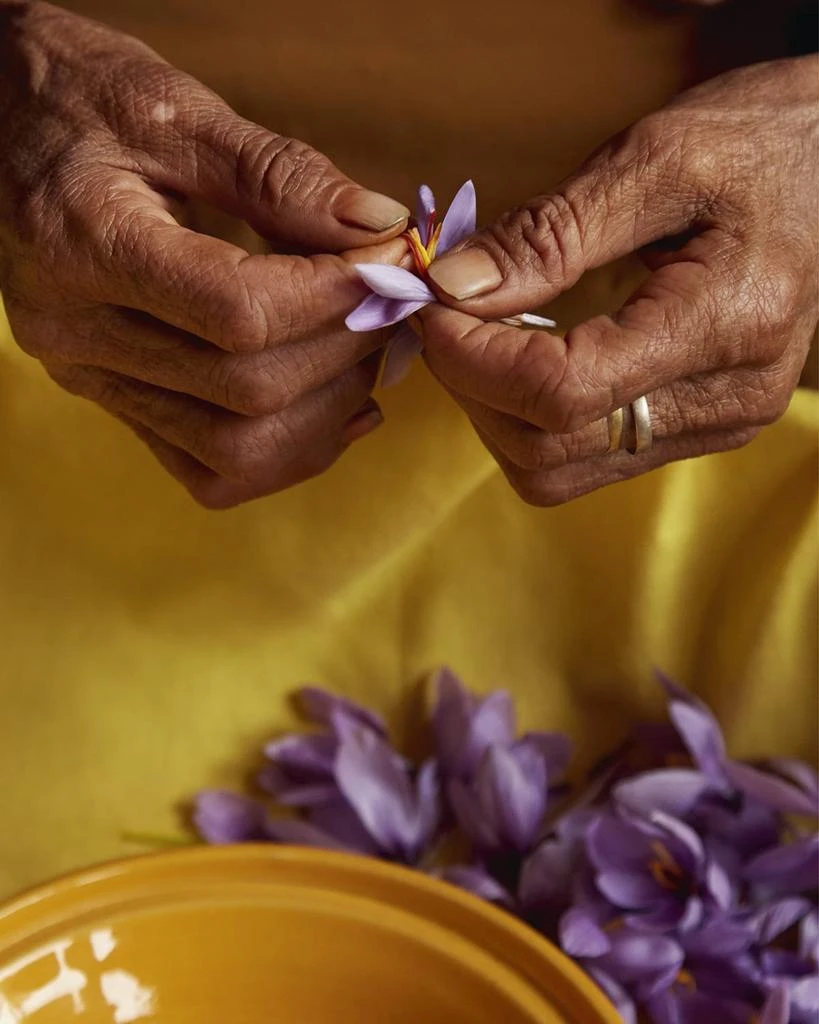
[
  {"xmin": 669, "ymin": 702, "xmax": 730, "ymax": 789},
  {"xmin": 652, "ymin": 811, "xmax": 705, "ymax": 869},
  {"xmin": 627, "ymin": 899, "xmax": 697, "ymax": 934},
  {"xmin": 414, "ymin": 758, "xmax": 443, "ymax": 850},
  {"xmin": 799, "ymin": 909, "xmax": 819, "ymax": 962},
  {"xmin": 597, "ymin": 870, "xmax": 664, "ymax": 910},
  {"xmin": 518, "ymin": 837, "xmax": 575, "ymax": 909},
  {"xmin": 432, "ymin": 666, "xmax": 475, "ymax": 777},
  {"xmin": 792, "ymin": 975, "xmax": 819, "ymax": 1016},
  {"xmin": 585, "ymin": 968, "xmax": 638, "ymax": 1024},
  {"xmin": 479, "ymin": 745, "xmax": 547, "ymax": 852},
  {"xmin": 448, "ymin": 778, "xmax": 498, "ymax": 850},
  {"xmin": 680, "ymin": 915, "xmax": 753, "ymax": 957},
  {"xmin": 744, "ymin": 835, "xmax": 819, "ymax": 892},
  {"xmin": 437, "ymin": 180, "xmax": 477, "ymax": 253},
  {"xmin": 334, "ymin": 724, "xmax": 419, "ymax": 858},
  {"xmin": 726, "ymin": 761, "xmax": 819, "ymax": 818},
  {"xmin": 432, "ymin": 669, "xmax": 516, "ymax": 779},
  {"xmin": 603, "ymin": 931, "xmax": 684, "ymax": 990},
  {"xmin": 345, "ymin": 292, "xmax": 429, "ymax": 331},
  {"xmin": 264, "ymin": 816, "xmax": 353, "ymax": 852},
  {"xmin": 306, "ymin": 799, "xmax": 381, "ymax": 856},
  {"xmin": 704, "ymin": 859, "xmax": 733, "ymax": 910},
  {"xmin": 694, "ymin": 794, "xmax": 782, "ymax": 862},
  {"xmin": 467, "ymin": 692, "xmax": 517, "ymax": 766},
  {"xmin": 297, "ymin": 687, "xmax": 387, "ymax": 736},
  {"xmin": 751, "ymin": 898, "xmax": 811, "ymax": 945},
  {"xmin": 381, "ymin": 322, "xmax": 423, "ymax": 387},
  {"xmin": 615, "ymin": 768, "xmax": 712, "ymax": 819},
  {"xmin": 194, "ymin": 790, "xmax": 267, "ymax": 844},
  {"xmin": 760, "ymin": 948, "xmax": 813, "ymax": 978},
  {"xmin": 264, "ymin": 733, "xmax": 337, "ymax": 775},
  {"xmin": 560, "ymin": 907, "xmax": 612, "ymax": 958},
  {"xmin": 766, "ymin": 759, "xmax": 819, "ymax": 803},
  {"xmin": 759, "ymin": 984, "xmax": 791, "ymax": 1024},
  {"xmin": 440, "ymin": 865, "xmax": 513, "ymax": 907},
  {"xmin": 587, "ymin": 814, "xmax": 653, "ymax": 874},
  {"xmin": 353, "ymin": 263, "xmax": 434, "ymax": 302},
  {"xmin": 416, "ymin": 184, "xmax": 436, "ymax": 245}
]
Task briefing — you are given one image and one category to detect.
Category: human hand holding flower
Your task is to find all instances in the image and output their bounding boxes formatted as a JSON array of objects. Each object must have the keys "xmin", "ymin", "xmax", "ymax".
[
  {"xmin": 0, "ymin": 2, "xmax": 410, "ymax": 508},
  {"xmin": 415, "ymin": 57, "xmax": 818, "ymax": 505}
]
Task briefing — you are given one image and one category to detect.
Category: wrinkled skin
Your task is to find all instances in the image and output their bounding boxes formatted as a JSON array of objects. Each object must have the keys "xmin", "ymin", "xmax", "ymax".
[
  {"xmin": 419, "ymin": 55, "xmax": 819, "ymax": 505},
  {"xmin": 0, "ymin": 2, "xmax": 815, "ymax": 509},
  {"xmin": 0, "ymin": 1, "xmax": 409, "ymax": 508}
]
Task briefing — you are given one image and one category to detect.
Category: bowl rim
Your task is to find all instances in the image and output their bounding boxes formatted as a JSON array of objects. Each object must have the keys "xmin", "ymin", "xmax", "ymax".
[{"xmin": 0, "ymin": 845, "xmax": 620, "ymax": 1023}]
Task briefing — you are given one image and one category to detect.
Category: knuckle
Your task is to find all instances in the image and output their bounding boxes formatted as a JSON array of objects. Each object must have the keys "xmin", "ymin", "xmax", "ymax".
[
  {"xmin": 207, "ymin": 352, "xmax": 295, "ymax": 416},
  {"xmin": 488, "ymin": 192, "xmax": 585, "ymax": 288},
  {"xmin": 250, "ymin": 134, "xmax": 332, "ymax": 211},
  {"xmin": 505, "ymin": 427, "xmax": 568, "ymax": 473},
  {"xmin": 206, "ymin": 420, "xmax": 274, "ymax": 482},
  {"xmin": 626, "ymin": 112, "xmax": 693, "ymax": 188},
  {"xmin": 203, "ymin": 271, "xmax": 270, "ymax": 353},
  {"xmin": 756, "ymin": 267, "xmax": 803, "ymax": 338}
]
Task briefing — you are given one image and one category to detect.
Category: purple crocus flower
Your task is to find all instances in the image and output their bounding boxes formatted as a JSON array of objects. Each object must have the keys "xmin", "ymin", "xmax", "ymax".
[
  {"xmin": 345, "ymin": 181, "xmax": 476, "ymax": 385},
  {"xmin": 585, "ymin": 809, "xmax": 733, "ymax": 933},
  {"xmin": 345, "ymin": 181, "xmax": 475, "ymax": 331},
  {"xmin": 449, "ymin": 742, "xmax": 550, "ymax": 857},
  {"xmin": 345, "ymin": 183, "xmax": 554, "ymax": 385},
  {"xmin": 258, "ymin": 686, "xmax": 386, "ymax": 806},
  {"xmin": 265, "ymin": 713, "xmax": 442, "ymax": 865},
  {"xmin": 432, "ymin": 666, "xmax": 572, "ymax": 783},
  {"xmin": 658, "ymin": 675, "xmax": 819, "ymax": 820}
]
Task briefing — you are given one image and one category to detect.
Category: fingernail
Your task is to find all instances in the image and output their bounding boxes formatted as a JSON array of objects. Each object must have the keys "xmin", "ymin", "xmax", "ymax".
[
  {"xmin": 407, "ymin": 313, "xmax": 424, "ymax": 339},
  {"xmin": 342, "ymin": 399, "xmax": 384, "ymax": 445},
  {"xmin": 427, "ymin": 249, "xmax": 503, "ymax": 301},
  {"xmin": 336, "ymin": 191, "xmax": 410, "ymax": 233}
]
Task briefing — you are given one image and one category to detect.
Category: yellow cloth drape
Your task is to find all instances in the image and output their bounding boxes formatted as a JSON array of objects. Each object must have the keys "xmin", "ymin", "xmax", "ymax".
[
  {"xmin": 0, "ymin": 0, "xmax": 816, "ymax": 899},
  {"xmin": 0, "ymin": 303, "xmax": 816, "ymax": 899}
]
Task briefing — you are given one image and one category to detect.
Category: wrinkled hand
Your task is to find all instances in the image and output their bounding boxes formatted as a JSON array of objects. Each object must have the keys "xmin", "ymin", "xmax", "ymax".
[
  {"xmin": 0, "ymin": 2, "xmax": 409, "ymax": 508},
  {"xmin": 418, "ymin": 57, "xmax": 818, "ymax": 505}
]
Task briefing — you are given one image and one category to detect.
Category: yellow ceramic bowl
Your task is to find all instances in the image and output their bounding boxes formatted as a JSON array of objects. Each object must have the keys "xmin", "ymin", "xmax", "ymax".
[{"xmin": 0, "ymin": 846, "xmax": 619, "ymax": 1023}]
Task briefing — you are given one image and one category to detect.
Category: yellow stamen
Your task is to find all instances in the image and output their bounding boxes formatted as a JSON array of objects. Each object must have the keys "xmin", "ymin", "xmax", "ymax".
[
  {"xmin": 427, "ymin": 223, "xmax": 443, "ymax": 261},
  {"xmin": 405, "ymin": 227, "xmax": 432, "ymax": 272},
  {"xmin": 648, "ymin": 840, "xmax": 684, "ymax": 891},
  {"xmin": 675, "ymin": 969, "xmax": 696, "ymax": 993}
]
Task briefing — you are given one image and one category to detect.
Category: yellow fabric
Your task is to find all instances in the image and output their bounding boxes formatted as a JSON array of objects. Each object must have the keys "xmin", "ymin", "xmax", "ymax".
[
  {"xmin": 0, "ymin": 0, "xmax": 816, "ymax": 900},
  {"xmin": 1, "ymin": 301, "xmax": 816, "ymax": 898}
]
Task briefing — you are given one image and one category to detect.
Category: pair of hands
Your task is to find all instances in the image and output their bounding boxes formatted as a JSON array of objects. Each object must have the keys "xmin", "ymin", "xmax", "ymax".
[{"xmin": 1, "ymin": 2, "xmax": 816, "ymax": 508}]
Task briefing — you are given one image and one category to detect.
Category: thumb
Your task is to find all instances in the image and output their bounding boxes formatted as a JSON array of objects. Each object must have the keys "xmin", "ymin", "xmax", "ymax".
[
  {"xmin": 425, "ymin": 120, "xmax": 699, "ymax": 317},
  {"xmin": 140, "ymin": 85, "xmax": 410, "ymax": 251}
]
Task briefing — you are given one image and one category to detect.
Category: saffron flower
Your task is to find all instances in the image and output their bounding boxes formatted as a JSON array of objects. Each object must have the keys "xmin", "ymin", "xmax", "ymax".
[
  {"xmin": 345, "ymin": 182, "xmax": 555, "ymax": 385},
  {"xmin": 192, "ymin": 670, "xmax": 818, "ymax": 1024},
  {"xmin": 432, "ymin": 666, "xmax": 572, "ymax": 783}
]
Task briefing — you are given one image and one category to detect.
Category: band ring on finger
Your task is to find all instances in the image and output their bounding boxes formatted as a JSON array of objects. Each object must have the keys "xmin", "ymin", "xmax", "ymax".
[
  {"xmin": 606, "ymin": 405, "xmax": 625, "ymax": 452},
  {"xmin": 606, "ymin": 395, "xmax": 653, "ymax": 455}
]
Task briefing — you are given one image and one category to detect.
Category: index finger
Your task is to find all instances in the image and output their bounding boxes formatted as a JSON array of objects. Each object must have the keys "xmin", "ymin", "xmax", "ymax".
[{"xmin": 91, "ymin": 189, "xmax": 370, "ymax": 353}]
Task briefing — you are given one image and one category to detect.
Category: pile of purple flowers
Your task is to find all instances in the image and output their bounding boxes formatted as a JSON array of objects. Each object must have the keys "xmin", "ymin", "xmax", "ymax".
[{"xmin": 195, "ymin": 671, "xmax": 818, "ymax": 1024}]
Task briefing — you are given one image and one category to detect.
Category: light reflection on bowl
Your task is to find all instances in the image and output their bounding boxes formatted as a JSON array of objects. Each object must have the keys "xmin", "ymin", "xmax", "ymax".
[{"xmin": 0, "ymin": 846, "xmax": 620, "ymax": 1023}]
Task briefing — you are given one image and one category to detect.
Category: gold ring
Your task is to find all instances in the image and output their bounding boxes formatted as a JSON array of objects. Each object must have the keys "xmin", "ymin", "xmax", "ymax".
[
  {"xmin": 627, "ymin": 395, "xmax": 653, "ymax": 455},
  {"xmin": 606, "ymin": 406, "xmax": 625, "ymax": 453}
]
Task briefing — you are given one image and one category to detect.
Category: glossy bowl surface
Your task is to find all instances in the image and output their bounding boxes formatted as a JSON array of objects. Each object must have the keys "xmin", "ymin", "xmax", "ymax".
[{"xmin": 0, "ymin": 846, "xmax": 619, "ymax": 1023}]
